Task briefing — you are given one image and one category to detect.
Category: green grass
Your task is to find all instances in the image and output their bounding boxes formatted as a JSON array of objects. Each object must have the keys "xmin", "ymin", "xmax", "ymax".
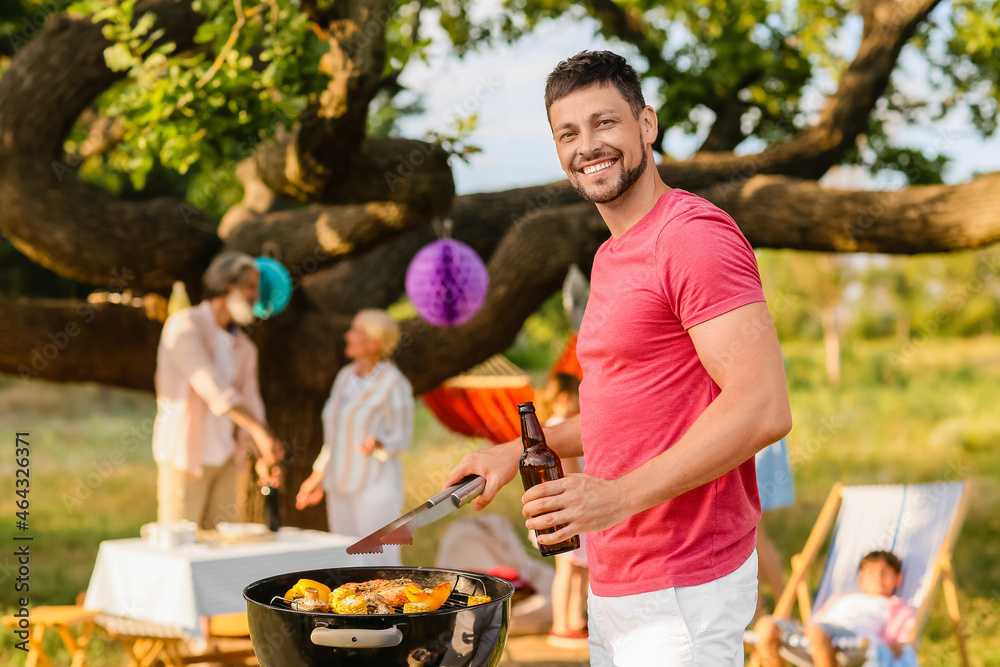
[{"xmin": 2, "ymin": 336, "xmax": 1000, "ymax": 665}]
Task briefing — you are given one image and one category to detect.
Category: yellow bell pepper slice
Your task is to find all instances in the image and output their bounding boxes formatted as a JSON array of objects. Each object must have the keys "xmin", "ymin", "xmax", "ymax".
[
  {"xmin": 284, "ymin": 578, "xmax": 331, "ymax": 601},
  {"xmin": 403, "ymin": 582, "xmax": 452, "ymax": 611}
]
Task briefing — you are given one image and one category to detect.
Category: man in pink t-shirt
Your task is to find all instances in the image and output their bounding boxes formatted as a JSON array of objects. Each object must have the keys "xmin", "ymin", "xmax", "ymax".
[{"xmin": 444, "ymin": 50, "xmax": 791, "ymax": 665}]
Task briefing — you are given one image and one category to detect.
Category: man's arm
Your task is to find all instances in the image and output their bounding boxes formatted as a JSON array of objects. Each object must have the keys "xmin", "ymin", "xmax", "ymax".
[
  {"xmin": 523, "ymin": 301, "xmax": 792, "ymax": 543},
  {"xmin": 227, "ymin": 404, "xmax": 283, "ymax": 465}
]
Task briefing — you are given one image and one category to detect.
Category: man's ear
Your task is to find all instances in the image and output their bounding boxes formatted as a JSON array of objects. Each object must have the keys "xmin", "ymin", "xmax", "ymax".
[{"xmin": 641, "ymin": 105, "xmax": 658, "ymax": 144}]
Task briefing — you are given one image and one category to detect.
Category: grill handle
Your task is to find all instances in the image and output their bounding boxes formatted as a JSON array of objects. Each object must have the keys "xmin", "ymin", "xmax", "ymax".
[
  {"xmin": 449, "ymin": 475, "xmax": 487, "ymax": 508},
  {"xmin": 310, "ymin": 624, "xmax": 404, "ymax": 648}
]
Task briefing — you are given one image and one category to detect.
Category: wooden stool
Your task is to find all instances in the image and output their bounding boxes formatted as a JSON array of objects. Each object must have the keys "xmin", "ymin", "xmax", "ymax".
[
  {"xmin": 207, "ymin": 612, "xmax": 250, "ymax": 638},
  {"xmin": 1, "ymin": 605, "xmax": 99, "ymax": 667},
  {"xmin": 97, "ymin": 614, "xmax": 257, "ymax": 667}
]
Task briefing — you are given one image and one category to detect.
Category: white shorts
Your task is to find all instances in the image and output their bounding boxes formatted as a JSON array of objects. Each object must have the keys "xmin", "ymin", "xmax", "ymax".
[{"xmin": 588, "ymin": 550, "xmax": 758, "ymax": 666}]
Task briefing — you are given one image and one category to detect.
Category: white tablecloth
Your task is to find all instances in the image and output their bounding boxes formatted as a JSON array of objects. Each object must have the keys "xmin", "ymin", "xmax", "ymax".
[{"xmin": 84, "ymin": 528, "xmax": 359, "ymax": 636}]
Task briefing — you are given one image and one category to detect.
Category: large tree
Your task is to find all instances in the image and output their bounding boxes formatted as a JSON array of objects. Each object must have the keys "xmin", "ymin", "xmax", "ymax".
[{"xmin": 0, "ymin": 0, "xmax": 997, "ymax": 525}]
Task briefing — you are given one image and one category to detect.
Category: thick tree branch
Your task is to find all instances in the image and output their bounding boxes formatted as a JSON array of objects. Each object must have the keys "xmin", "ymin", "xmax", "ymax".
[
  {"xmin": 220, "ymin": 199, "xmax": 433, "ymax": 264},
  {"xmin": 0, "ymin": 1, "xmax": 221, "ymax": 293},
  {"xmin": 702, "ymin": 0, "xmax": 945, "ymax": 180},
  {"xmin": 221, "ymin": 135, "xmax": 456, "ymax": 263},
  {"xmin": 0, "ymin": 297, "xmax": 161, "ymax": 390},
  {"xmin": 293, "ymin": 165, "xmax": 1000, "ymax": 317},
  {"xmin": 298, "ymin": 180, "xmax": 586, "ymax": 314},
  {"xmin": 707, "ymin": 171, "xmax": 1000, "ymax": 254}
]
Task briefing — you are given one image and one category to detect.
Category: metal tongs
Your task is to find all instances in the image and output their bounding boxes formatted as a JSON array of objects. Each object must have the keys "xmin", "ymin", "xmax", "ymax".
[{"xmin": 346, "ymin": 475, "xmax": 486, "ymax": 555}]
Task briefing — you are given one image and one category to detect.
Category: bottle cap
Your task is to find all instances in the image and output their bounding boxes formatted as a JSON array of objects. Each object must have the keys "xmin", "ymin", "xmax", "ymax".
[{"xmin": 517, "ymin": 402, "xmax": 535, "ymax": 415}]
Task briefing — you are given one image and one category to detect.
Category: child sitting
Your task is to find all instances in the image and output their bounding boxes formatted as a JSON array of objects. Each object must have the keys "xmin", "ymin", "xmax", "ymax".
[{"xmin": 755, "ymin": 550, "xmax": 917, "ymax": 667}]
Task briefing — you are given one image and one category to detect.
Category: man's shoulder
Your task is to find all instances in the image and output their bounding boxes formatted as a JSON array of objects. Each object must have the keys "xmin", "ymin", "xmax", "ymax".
[
  {"xmin": 654, "ymin": 190, "xmax": 739, "ymax": 239},
  {"xmin": 161, "ymin": 305, "xmax": 200, "ymax": 341}
]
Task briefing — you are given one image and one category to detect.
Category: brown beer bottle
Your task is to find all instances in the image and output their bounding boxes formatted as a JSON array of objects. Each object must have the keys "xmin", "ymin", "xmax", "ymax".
[{"xmin": 518, "ymin": 401, "xmax": 580, "ymax": 557}]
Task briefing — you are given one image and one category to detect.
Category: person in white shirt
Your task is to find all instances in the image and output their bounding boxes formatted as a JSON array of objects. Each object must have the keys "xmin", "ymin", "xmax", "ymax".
[
  {"xmin": 152, "ymin": 252, "xmax": 283, "ymax": 529},
  {"xmin": 295, "ymin": 309, "xmax": 414, "ymax": 565}
]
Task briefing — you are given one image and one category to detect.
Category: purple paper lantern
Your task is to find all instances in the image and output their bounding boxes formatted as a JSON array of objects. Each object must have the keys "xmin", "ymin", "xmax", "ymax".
[{"xmin": 405, "ymin": 239, "xmax": 489, "ymax": 327}]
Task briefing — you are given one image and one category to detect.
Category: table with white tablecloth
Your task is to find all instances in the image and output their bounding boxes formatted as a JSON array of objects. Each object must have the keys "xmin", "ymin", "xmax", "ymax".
[{"xmin": 83, "ymin": 528, "xmax": 361, "ymax": 637}]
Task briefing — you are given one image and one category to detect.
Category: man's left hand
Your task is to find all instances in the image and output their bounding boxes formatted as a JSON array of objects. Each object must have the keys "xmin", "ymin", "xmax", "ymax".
[{"xmin": 522, "ymin": 474, "xmax": 630, "ymax": 545}]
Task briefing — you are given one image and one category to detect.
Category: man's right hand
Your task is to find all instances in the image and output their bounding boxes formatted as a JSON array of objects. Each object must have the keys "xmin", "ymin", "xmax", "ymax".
[
  {"xmin": 442, "ymin": 440, "xmax": 521, "ymax": 510},
  {"xmin": 253, "ymin": 429, "xmax": 285, "ymax": 466},
  {"xmin": 228, "ymin": 405, "xmax": 285, "ymax": 465}
]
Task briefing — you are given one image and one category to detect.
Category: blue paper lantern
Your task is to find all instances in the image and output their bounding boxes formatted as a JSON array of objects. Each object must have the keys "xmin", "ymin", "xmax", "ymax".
[
  {"xmin": 405, "ymin": 239, "xmax": 489, "ymax": 327},
  {"xmin": 254, "ymin": 257, "xmax": 293, "ymax": 320}
]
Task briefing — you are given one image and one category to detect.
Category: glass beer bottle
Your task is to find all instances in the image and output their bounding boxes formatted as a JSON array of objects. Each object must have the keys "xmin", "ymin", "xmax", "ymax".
[{"xmin": 518, "ymin": 401, "xmax": 580, "ymax": 557}]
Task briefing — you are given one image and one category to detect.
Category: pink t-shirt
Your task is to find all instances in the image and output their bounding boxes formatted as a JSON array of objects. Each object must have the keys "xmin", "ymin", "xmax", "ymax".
[{"xmin": 577, "ymin": 189, "xmax": 765, "ymax": 596}]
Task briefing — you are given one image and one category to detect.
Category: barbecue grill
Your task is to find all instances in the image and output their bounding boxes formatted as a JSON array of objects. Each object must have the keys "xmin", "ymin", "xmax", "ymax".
[{"xmin": 244, "ymin": 566, "xmax": 514, "ymax": 667}]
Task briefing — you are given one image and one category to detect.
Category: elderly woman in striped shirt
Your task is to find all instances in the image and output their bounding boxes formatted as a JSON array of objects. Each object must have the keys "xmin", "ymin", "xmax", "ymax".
[{"xmin": 296, "ymin": 309, "xmax": 415, "ymax": 565}]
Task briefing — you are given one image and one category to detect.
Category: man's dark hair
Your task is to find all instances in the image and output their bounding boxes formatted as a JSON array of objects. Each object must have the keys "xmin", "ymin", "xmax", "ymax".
[
  {"xmin": 545, "ymin": 50, "xmax": 646, "ymax": 123},
  {"xmin": 859, "ymin": 550, "xmax": 903, "ymax": 574}
]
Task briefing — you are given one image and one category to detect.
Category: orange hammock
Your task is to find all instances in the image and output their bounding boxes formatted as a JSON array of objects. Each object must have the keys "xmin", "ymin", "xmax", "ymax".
[
  {"xmin": 423, "ymin": 336, "xmax": 583, "ymax": 444},
  {"xmin": 422, "ymin": 355, "xmax": 534, "ymax": 444},
  {"xmin": 549, "ymin": 332, "xmax": 582, "ymax": 380}
]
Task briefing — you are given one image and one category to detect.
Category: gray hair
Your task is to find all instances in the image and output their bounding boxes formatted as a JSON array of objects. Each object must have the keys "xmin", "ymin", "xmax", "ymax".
[{"xmin": 202, "ymin": 251, "xmax": 258, "ymax": 299}]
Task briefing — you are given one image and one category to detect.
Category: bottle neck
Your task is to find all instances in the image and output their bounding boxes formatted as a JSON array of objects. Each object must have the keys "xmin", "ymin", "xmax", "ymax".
[{"xmin": 520, "ymin": 411, "xmax": 546, "ymax": 450}]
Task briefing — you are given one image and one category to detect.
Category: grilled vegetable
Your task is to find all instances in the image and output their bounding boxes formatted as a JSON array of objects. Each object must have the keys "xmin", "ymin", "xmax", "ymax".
[
  {"xmin": 284, "ymin": 578, "xmax": 331, "ymax": 602},
  {"xmin": 363, "ymin": 592, "xmax": 395, "ymax": 615},
  {"xmin": 402, "ymin": 601, "xmax": 432, "ymax": 614},
  {"xmin": 334, "ymin": 595, "xmax": 368, "ymax": 615},
  {"xmin": 404, "ymin": 582, "xmax": 452, "ymax": 611},
  {"xmin": 292, "ymin": 587, "xmax": 330, "ymax": 613},
  {"xmin": 328, "ymin": 587, "xmax": 353, "ymax": 605},
  {"xmin": 467, "ymin": 594, "xmax": 492, "ymax": 606}
]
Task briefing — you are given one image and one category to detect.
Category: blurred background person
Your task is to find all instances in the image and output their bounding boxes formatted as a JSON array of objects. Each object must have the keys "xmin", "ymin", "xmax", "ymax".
[
  {"xmin": 296, "ymin": 309, "xmax": 414, "ymax": 566},
  {"xmin": 153, "ymin": 251, "xmax": 284, "ymax": 530}
]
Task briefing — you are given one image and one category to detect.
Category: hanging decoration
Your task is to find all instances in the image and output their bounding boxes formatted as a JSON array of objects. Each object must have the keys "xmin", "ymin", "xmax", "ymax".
[
  {"xmin": 405, "ymin": 236, "xmax": 488, "ymax": 327},
  {"xmin": 254, "ymin": 256, "xmax": 293, "ymax": 320}
]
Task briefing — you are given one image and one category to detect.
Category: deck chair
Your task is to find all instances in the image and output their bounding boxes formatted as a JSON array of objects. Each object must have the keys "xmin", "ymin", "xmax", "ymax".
[{"xmin": 746, "ymin": 481, "xmax": 970, "ymax": 667}]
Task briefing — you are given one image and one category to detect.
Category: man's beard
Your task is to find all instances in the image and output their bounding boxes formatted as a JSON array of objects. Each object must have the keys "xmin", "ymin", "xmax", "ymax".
[
  {"xmin": 226, "ymin": 292, "xmax": 256, "ymax": 326},
  {"xmin": 572, "ymin": 136, "xmax": 648, "ymax": 204}
]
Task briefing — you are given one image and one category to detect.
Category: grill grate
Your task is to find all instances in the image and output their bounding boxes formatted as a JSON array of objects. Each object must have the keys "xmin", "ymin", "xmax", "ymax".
[
  {"xmin": 271, "ymin": 591, "xmax": 489, "ymax": 614},
  {"xmin": 271, "ymin": 573, "xmax": 493, "ymax": 615}
]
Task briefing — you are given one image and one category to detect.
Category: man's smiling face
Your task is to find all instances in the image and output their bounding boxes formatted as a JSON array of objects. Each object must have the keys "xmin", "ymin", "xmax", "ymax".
[{"xmin": 549, "ymin": 83, "xmax": 653, "ymax": 204}]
